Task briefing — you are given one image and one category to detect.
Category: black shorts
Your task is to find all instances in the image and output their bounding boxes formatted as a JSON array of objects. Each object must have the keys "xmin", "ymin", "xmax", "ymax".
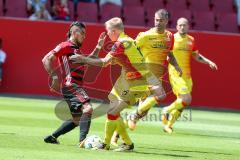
[{"xmin": 61, "ymin": 85, "xmax": 90, "ymax": 116}]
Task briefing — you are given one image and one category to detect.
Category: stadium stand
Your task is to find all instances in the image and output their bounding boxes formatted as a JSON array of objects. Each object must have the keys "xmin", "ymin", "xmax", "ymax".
[
  {"xmin": 192, "ymin": 11, "xmax": 216, "ymax": 31},
  {"xmin": 216, "ymin": 13, "xmax": 239, "ymax": 33},
  {"xmin": 146, "ymin": 8, "xmax": 160, "ymax": 27},
  {"xmin": 165, "ymin": 0, "xmax": 188, "ymax": 11},
  {"xmin": 0, "ymin": 0, "xmax": 3, "ymax": 16},
  {"xmin": 77, "ymin": 2, "xmax": 98, "ymax": 23},
  {"xmin": 0, "ymin": 0, "xmax": 239, "ymax": 33},
  {"xmin": 68, "ymin": 0, "xmax": 75, "ymax": 20},
  {"xmin": 188, "ymin": 0, "xmax": 210, "ymax": 12},
  {"xmin": 211, "ymin": 0, "xmax": 235, "ymax": 13},
  {"xmin": 169, "ymin": 10, "xmax": 192, "ymax": 28},
  {"xmin": 143, "ymin": 0, "xmax": 165, "ymax": 9},
  {"xmin": 5, "ymin": 0, "xmax": 27, "ymax": 18},
  {"xmin": 122, "ymin": 0, "xmax": 141, "ymax": 7},
  {"xmin": 100, "ymin": 3, "xmax": 121, "ymax": 23},
  {"xmin": 123, "ymin": 6, "xmax": 145, "ymax": 26}
]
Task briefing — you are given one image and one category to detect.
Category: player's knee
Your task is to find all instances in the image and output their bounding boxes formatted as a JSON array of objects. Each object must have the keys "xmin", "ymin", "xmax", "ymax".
[
  {"xmin": 181, "ymin": 94, "xmax": 192, "ymax": 106},
  {"xmin": 151, "ymin": 85, "xmax": 166, "ymax": 102},
  {"xmin": 82, "ymin": 103, "xmax": 93, "ymax": 114},
  {"xmin": 72, "ymin": 117, "xmax": 80, "ymax": 125}
]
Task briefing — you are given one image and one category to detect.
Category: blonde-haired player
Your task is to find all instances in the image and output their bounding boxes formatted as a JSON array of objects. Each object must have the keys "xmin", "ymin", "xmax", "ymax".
[
  {"xmin": 70, "ymin": 17, "xmax": 163, "ymax": 151},
  {"xmin": 162, "ymin": 17, "xmax": 218, "ymax": 133}
]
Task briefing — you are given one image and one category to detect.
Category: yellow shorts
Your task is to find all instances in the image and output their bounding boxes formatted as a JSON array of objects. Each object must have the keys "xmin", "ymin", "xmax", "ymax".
[
  {"xmin": 108, "ymin": 75, "xmax": 150, "ymax": 106},
  {"xmin": 169, "ymin": 66, "xmax": 193, "ymax": 96}
]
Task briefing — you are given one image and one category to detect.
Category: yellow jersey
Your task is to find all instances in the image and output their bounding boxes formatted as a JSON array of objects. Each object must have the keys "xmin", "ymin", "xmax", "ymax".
[
  {"xmin": 107, "ymin": 32, "xmax": 147, "ymax": 80},
  {"xmin": 135, "ymin": 28, "xmax": 174, "ymax": 65},
  {"xmin": 171, "ymin": 32, "xmax": 198, "ymax": 78}
]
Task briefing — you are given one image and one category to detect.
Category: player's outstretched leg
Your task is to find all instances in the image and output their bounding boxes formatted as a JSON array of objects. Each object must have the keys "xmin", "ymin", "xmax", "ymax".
[{"xmin": 44, "ymin": 119, "xmax": 78, "ymax": 144}]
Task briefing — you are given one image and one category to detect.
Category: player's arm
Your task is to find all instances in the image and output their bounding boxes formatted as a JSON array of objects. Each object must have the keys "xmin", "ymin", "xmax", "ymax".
[
  {"xmin": 70, "ymin": 53, "xmax": 113, "ymax": 67},
  {"xmin": 42, "ymin": 51, "xmax": 57, "ymax": 77},
  {"xmin": 88, "ymin": 32, "xmax": 106, "ymax": 58},
  {"xmin": 168, "ymin": 51, "xmax": 183, "ymax": 76},
  {"xmin": 192, "ymin": 51, "xmax": 218, "ymax": 70},
  {"xmin": 42, "ymin": 46, "xmax": 62, "ymax": 92}
]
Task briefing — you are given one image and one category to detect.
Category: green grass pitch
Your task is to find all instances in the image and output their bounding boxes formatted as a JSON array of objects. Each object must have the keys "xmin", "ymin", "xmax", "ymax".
[{"xmin": 0, "ymin": 96, "xmax": 240, "ymax": 160}]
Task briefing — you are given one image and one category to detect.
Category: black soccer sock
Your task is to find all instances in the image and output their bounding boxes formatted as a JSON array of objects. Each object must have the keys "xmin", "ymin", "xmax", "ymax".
[
  {"xmin": 52, "ymin": 120, "xmax": 77, "ymax": 138},
  {"xmin": 79, "ymin": 113, "xmax": 92, "ymax": 142}
]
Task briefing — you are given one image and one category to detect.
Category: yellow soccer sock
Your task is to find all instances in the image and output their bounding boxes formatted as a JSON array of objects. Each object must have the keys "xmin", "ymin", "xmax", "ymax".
[
  {"xmin": 116, "ymin": 117, "xmax": 132, "ymax": 145},
  {"xmin": 104, "ymin": 118, "xmax": 118, "ymax": 146},
  {"xmin": 163, "ymin": 98, "xmax": 184, "ymax": 114},
  {"xmin": 138, "ymin": 96, "xmax": 157, "ymax": 115},
  {"xmin": 167, "ymin": 109, "xmax": 181, "ymax": 127}
]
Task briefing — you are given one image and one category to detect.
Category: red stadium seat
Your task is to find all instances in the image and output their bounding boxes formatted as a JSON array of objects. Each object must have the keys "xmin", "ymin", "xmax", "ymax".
[
  {"xmin": 122, "ymin": 0, "xmax": 142, "ymax": 7},
  {"xmin": 0, "ymin": 0, "xmax": 3, "ymax": 16},
  {"xmin": 68, "ymin": 0, "xmax": 75, "ymax": 20},
  {"xmin": 77, "ymin": 2, "xmax": 98, "ymax": 23},
  {"xmin": 100, "ymin": 3, "xmax": 121, "ymax": 23},
  {"xmin": 5, "ymin": 0, "xmax": 27, "ymax": 18},
  {"xmin": 143, "ymin": 0, "xmax": 165, "ymax": 9},
  {"xmin": 192, "ymin": 11, "xmax": 216, "ymax": 31},
  {"xmin": 211, "ymin": 0, "xmax": 234, "ymax": 13},
  {"xmin": 169, "ymin": 10, "xmax": 192, "ymax": 28},
  {"xmin": 123, "ymin": 6, "xmax": 145, "ymax": 26},
  {"xmin": 216, "ymin": 13, "xmax": 239, "ymax": 33},
  {"xmin": 166, "ymin": 0, "xmax": 188, "ymax": 11},
  {"xmin": 188, "ymin": 0, "xmax": 210, "ymax": 12},
  {"xmin": 146, "ymin": 8, "xmax": 159, "ymax": 27}
]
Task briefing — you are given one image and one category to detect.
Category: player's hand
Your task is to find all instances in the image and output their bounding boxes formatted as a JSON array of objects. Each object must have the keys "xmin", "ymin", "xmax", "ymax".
[
  {"xmin": 209, "ymin": 61, "xmax": 218, "ymax": 70},
  {"xmin": 50, "ymin": 77, "xmax": 60, "ymax": 93},
  {"xmin": 175, "ymin": 66, "xmax": 183, "ymax": 77},
  {"xmin": 97, "ymin": 32, "xmax": 106, "ymax": 48}
]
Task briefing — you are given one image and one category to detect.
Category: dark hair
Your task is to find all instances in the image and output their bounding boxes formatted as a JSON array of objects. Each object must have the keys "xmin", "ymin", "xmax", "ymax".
[
  {"xmin": 155, "ymin": 9, "xmax": 169, "ymax": 19},
  {"xmin": 67, "ymin": 21, "xmax": 86, "ymax": 39}
]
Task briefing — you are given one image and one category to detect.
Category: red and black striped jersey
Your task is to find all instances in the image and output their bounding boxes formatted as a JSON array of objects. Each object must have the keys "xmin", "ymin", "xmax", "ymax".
[{"xmin": 52, "ymin": 41, "xmax": 85, "ymax": 87}]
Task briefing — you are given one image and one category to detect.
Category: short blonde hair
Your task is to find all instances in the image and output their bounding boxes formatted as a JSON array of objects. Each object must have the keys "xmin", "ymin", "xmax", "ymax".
[{"xmin": 105, "ymin": 17, "xmax": 124, "ymax": 31}]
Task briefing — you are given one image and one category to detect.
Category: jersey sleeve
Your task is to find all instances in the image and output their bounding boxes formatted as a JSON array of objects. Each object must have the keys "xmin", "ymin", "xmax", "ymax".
[
  {"xmin": 52, "ymin": 43, "xmax": 68, "ymax": 58},
  {"xmin": 192, "ymin": 37, "xmax": 198, "ymax": 52},
  {"xmin": 135, "ymin": 32, "xmax": 145, "ymax": 48}
]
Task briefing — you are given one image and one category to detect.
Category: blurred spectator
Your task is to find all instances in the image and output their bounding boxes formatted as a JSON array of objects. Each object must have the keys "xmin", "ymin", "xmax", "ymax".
[
  {"xmin": 235, "ymin": 0, "xmax": 240, "ymax": 25},
  {"xmin": 0, "ymin": 38, "xmax": 6, "ymax": 85},
  {"xmin": 27, "ymin": 0, "xmax": 46, "ymax": 13},
  {"xmin": 99, "ymin": 0, "xmax": 122, "ymax": 6},
  {"xmin": 52, "ymin": 0, "xmax": 70, "ymax": 21},
  {"xmin": 27, "ymin": 0, "xmax": 52, "ymax": 20}
]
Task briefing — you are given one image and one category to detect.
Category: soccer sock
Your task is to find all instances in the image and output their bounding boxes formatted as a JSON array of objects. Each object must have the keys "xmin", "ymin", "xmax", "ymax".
[
  {"xmin": 167, "ymin": 109, "xmax": 181, "ymax": 127},
  {"xmin": 79, "ymin": 112, "xmax": 92, "ymax": 142},
  {"xmin": 104, "ymin": 114, "xmax": 119, "ymax": 146},
  {"xmin": 52, "ymin": 120, "xmax": 77, "ymax": 138},
  {"xmin": 137, "ymin": 96, "xmax": 157, "ymax": 115},
  {"xmin": 117, "ymin": 117, "xmax": 132, "ymax": 145},
  {"xmin": 162, "ymin": 98, "xmax": 185, "ymax": 114}
]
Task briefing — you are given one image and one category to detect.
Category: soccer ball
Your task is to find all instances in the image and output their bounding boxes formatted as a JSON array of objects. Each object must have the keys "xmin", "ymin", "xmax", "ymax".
[{"xmin": 84, "ymin": 135, "xmax": 103, "ymax": 149}]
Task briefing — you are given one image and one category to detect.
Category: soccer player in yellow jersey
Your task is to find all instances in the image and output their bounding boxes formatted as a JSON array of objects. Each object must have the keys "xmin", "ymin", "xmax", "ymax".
[
  {"xmin": 126, "ymin": 9, "xmax": 182, "ymax": 130},
  {"xmin": 70, "ymin": 17, "xmax": 163, "ymax": 151},
  {"xmin": 162, "ymin": 17, "xmax": 218, "ymax": 133}
]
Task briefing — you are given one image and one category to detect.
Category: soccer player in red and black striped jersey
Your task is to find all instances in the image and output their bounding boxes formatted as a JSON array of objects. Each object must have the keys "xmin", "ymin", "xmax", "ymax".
[{"xmin": 42, "ymin": 21, "xmax": 106, "ymax": 145}]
